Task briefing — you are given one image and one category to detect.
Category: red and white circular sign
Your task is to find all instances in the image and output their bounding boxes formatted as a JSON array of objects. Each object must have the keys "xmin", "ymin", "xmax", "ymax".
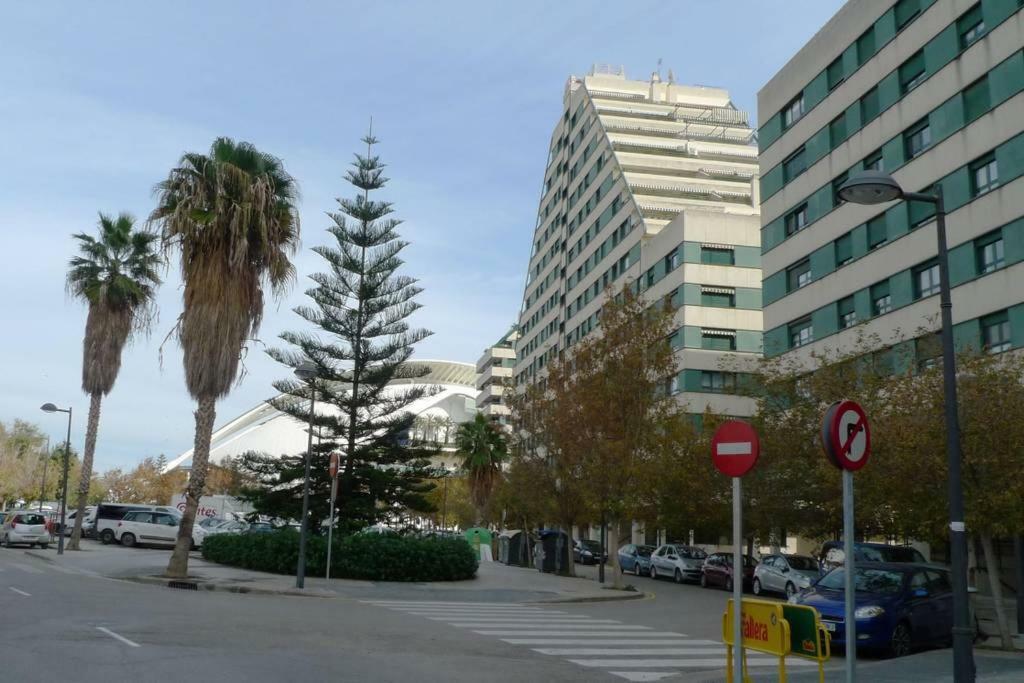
[
  {"xmin": 711, "ymin": 420, "xmax": 760, "ymax": 478},
  {"xmin": 822, "ymin": 400, "xmax": 871, "ymax": 471},
  {"xmin": 329, "ymin": 452, "xmax": 340, "ymax": 478}
]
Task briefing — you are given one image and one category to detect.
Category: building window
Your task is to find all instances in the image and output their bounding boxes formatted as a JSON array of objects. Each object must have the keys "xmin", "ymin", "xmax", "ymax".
[
  {"xmin": 701, "ymin": 330, "xmax": 737, "ymax": 351},
  {"xmin": 963, "ymin": 75, "xmax": 991, "ymax": 123},
  {"xmin": 970, "ymin": 154, "xmax": 999, "ymax": 196},
  {"xmin": 860, "ymin": 87, "xmax": 881, "ymax": 124},
  {"xmin": 827, "ymin": 56, "xmax": 845, "ymax": 91},
  {"xmin": 899, "ymin": 51, "xmax": 926, "ymax": 94},
  {"xmin": 871, "ymin": 281, "xmax": 892, "ymax": 315},
  {"xmin": 916, "ymin": 332, "xmax": 942, "ymax": 371},
  {"xmin": 857, "ymin": 27, "xmax": 876, "ymax": 65},
  {"xmin": 701, "ymin": 371, "xmax": 736, "ymax": 393},
  {"xmin": 785, "ymin": 204, "xmax": 808, "ymax": 236},
  {"xmin": 982, "ymin": 312, "xmax": 1011, "ymax": 354},
  {"xmin": 909, "ymin": 186, "xmax": 937, "ymax": 227},
  {"xmin": 783, "ymin": 147, "xmax": 807, "ymax": 182},
  {"xmin": 665, "ymin": 249, "xmax": 680, "ymax": 272},
  {"xmin": 787, "ymin": 260, "xmax": 812, "ymax": 292},
  {"xmin": 895, "ymin": 0, "xmax": 920, "ymax": 30},
  {"xmin": 914, "ymin": 261, "xmax": 941, "ymax": 299},
  {"xmin": 868, "ymin": 214, "xmax": 887, "ymax": 250},
  {"xmin": 789, "ymin": 318, "xmax": 813, "ymax": 348},
  {"xmin": 976, "ymin": 231, "xmax": 1005, "ymax": 274},
  {"xmin": 783, "ymin": 93, "xmax": 805, "ymax": 128},
  {"xmin": 666, "ymin": 374, "xmax": 680, "ymax": 396},
  {"xmin": 904, "ymin": 119, "xmax": 932, "ymax": 159},
  {"xmin": 829, "ymin": 114, "xmax": 848, "ymax": 148},
  {"xmin": 832, "ymin": 173, "xmax": 849, "ymax": 207},
  {"xmin": 958, "ymin": 4, "xmax": 985, "ymax": 49},
  {"xmin": 838, "ymin": 296, "xmax": 857, "ymax": 329},
  {"xmin": 701, "ymin": 289, "xmax": 736, "ymax": 308},
  {"xmin": 701, "ymin": 246, "xmax": 735, "ymax": 266},
  {"xmin": 863, "ymin": 147, "xmax": 884, "ymax": 172},
  {"xmin": 835, "ymin": 233, "xmax": 853, "ymax": 266}
]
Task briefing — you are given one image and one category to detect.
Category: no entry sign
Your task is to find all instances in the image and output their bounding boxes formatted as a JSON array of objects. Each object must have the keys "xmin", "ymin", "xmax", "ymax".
[
  {"xmin": 711, "ymin": 420, "xmax": 760, "ymax": 477},
  {"xmin": 822, "ymin": 400, "xmax": 871, "ymax": 471},
  {"xmin": 329, "ymin": 452, "xmax": 340, "ymax": 478}
]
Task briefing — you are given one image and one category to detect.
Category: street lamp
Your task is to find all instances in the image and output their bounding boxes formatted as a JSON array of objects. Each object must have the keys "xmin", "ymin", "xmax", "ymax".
[
  {"xmin": 40, "ymin": 403, "xmax": 72, "ymax": 555},
  {"xmin": 294, "ymin": 361, "xmax": 318, "ymax": 590},
  {"xmin": 838, "ymin": 171, "xmax": 975, "ymax": 682}
]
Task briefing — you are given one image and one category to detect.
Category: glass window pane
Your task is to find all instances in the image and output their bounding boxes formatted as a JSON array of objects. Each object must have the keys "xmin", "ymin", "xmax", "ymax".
[{"xmin": 964, "ymin": 76, "xmax": 991, "ymax": 122}]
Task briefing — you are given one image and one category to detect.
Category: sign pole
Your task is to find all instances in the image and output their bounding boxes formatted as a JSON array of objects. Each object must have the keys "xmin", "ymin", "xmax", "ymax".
[
  {"xmin": 843, "ymin": 469, "xmax": 856, "ymax": 683},
  {"xmin": 326, "ymin": 474, "xmax": 338, "ymax": 580},
  {"xmin": 733, "ymin": 476, "xmax": 744, "ymax": 682}
]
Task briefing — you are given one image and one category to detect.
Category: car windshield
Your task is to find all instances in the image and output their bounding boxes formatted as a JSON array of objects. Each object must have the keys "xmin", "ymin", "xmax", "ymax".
[
  {"xmin": 818, "ymin": 567, "xmax": 904, "ymax": 594},
  {"xmin": 199, "ymin": 518, "xmax": 223, "ymax": 529},
  {"xmin": 581, "ymin": 540, "xmax": 602, "ymax": 551},
  {"xmin": 636, "ymin": 546, "xmax": 653, "ymax": 557},
  {"xmin": 18, "ymin": 514, "xmax": 46, "ymax": 525},
  {"xmin": 786, "ymin": 556, "xmax": 817, "ymax": 570},
  {"xmin": 860, "ymin": 545, "xmax": 926, "ymax": 563},
  {"xmin": 679, "ymin": 547, "xmax": 707, "ymax": 559}
]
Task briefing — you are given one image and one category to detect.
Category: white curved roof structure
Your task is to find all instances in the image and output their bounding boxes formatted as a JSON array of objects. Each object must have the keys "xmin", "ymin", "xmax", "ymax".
[{"xmin": 163, "ymin": 360, "xmax": 477, "ymax": 473}]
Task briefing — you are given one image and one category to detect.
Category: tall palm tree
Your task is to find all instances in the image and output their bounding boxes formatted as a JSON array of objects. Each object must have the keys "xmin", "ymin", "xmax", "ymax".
[
  {"xmin": 150, "ymin": 137, "xmax": 300, "ymax": 578},
  {"xmin": 456, "ymin": 413, "xmax": 507, "ymax": 525},
  {"xmin": 66, "ymin": 213, "xmax": 162, "ymax": 550}
]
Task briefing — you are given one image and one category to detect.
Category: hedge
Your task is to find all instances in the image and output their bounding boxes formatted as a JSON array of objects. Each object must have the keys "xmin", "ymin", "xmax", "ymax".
[{"xmin": 200, "ymin": 531, "xmax": 478, "ymax": 582}]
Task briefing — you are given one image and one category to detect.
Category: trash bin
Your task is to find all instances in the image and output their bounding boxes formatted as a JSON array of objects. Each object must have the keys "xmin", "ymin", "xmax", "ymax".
[
  {"xmin": 498, "ymin": 530, "xmax": 530, "ymax": 566},
  {"xmin": 537, "ymin": 529, "xmax": 570, "ymax": 573},
  {"xmin": 464, "ymin": 527, "xmax": 493, "ymax": 561}
]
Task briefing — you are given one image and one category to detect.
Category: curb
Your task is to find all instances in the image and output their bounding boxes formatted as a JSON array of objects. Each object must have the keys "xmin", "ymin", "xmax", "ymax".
[
  {"xmin": 23, "ymin": 550, "xmax": 56, "ymax": 564},
  {"xmin": 121, "ymin": 574, "xmax": 338, "ymax": 599}
]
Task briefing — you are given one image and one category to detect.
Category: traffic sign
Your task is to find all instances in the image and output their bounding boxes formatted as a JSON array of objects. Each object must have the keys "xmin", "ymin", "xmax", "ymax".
[
  {"xmin": 821, "ymin": 400, "xmax": 871, "ymax": 471},
  {"xmin": 328, "ymin": 452, "xmax": 340, "ymax": 478},
  {"xmin": 711, "ymin": 420, "xmax": 760, "ymax": 478}
]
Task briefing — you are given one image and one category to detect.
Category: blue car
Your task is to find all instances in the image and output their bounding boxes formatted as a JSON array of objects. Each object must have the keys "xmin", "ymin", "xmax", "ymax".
[
  {"xmin": 617, "ymin": 544, "xmax": 655, "ymax": 576},
  {"xmin": 794, "ymin": 562, "xmax": 953, "ymax": 657}
]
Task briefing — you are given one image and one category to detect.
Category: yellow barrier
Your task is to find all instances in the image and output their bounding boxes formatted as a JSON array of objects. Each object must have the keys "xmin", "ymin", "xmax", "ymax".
[{"xmin": 722, "ymin": 598, "xmax": 831, "ymax": 683}]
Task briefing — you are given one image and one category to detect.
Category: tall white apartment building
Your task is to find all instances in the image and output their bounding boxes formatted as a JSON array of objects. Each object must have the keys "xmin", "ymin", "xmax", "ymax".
[
  {"xmin": 475, "ymin": 326, "xmax": 518, "ymax": 423},
  {"xmin": 514, "ymin": 66, "xmax": 763, "ymax": 417}
]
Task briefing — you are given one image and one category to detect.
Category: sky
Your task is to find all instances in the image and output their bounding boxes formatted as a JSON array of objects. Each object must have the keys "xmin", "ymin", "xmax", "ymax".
[{"xmin": 0, "ymin": 0, "xmax": 845, "ymax": 472}]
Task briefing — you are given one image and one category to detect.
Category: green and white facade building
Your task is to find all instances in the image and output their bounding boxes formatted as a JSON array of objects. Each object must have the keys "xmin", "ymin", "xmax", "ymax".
[
  {"xmin": 476, "ymin": 326, "xmax": 519, "ymax": 424},
  {"xmin": 514, "ymin": 66, "xmax": 763, "ymax": 416},
  {"xmin": 759, "ymin": 0, "xmax": 1024, "ymax": 367}
]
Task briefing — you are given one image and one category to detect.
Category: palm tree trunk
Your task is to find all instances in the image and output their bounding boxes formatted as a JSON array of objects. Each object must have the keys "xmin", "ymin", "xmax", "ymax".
[
  {"xmin": 166, "ymin": 395, "xmax": 217, "ymax": 578},
  {"xmin": 980, "ymin": 533, "xmax": 1014, "ymax": 650},
  {"xmin": 67, "ymin": 392, "xmax": 102, "ymax": 551}
]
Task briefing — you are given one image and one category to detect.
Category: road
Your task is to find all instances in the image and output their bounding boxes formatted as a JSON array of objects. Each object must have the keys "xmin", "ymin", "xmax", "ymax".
[{"xmin": 2, "ymin": 547, "xmax": 1022, "ymax": 682}]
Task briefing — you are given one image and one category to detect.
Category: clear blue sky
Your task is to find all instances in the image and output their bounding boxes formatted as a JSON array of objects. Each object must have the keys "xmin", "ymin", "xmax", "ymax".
[{"xmin": 0, "ymin": 0, "xmax": 844, "ymax": 471}]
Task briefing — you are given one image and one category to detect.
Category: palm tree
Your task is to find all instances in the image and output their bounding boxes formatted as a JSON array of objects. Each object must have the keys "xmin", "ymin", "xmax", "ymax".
[
  {"xmin": 150, "ymin": 137, "xmax": 300, "ymax": 578},
  {"xmin": 456, "ymin": 413, "xmax": 507, "ymax": 525},
  {"xmin": 66, "ymin": 213, "xmax": 162, "ymax": 550}
]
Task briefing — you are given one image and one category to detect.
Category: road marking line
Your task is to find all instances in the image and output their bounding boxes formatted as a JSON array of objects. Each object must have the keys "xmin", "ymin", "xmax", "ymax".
[
  {"xmin": 502, "ymin": 639, "xmax": 698, "ymax": 645},
  {"xmin": 364, "ymin": 601, "xmax": 518, "ymax": 607},
  {"xmin": 608, "ymin": 673, "xmax": 678, "ymax": 682},
  {"xmin": 569, "ymin": 658, "xmax": 816, "ymax": 668},
  {"xmin": 534, "ymin": 648, "xmax": 729, "ymax": 656},
  {"xmin": 9, "ymin": 587, "xmax": 31, "ymax": 597},
  {"xmin": 450, "ymin": 620, "xmax": 621, "ymax": 627},
  {"xmin": 13, "ymin": 564, "xmax": 43, "ymax": 574},
  {"xmin": 404, "ymin": 610, "xmax": 558, "ymax": 616},
  {"xmin": 466, "ymin": 624, "xmax": 648, "ymax": 630},
  {"xmin": 474, "ymin": 630, "xmax": 684, "ymax": 637},
  {"xmin": 96, "ymin": 627, "xmax": 141, "ymax": 648}
]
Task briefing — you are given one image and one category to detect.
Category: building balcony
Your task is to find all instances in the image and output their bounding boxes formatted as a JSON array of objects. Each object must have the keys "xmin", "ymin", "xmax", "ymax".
[{"xmin": 476, "ymin": 365, "xmax": 513, "ymax": 390}]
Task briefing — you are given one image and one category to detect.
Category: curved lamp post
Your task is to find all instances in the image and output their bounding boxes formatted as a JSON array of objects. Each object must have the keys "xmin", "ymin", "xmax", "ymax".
[
  {"xmin": 294, "ymin": 361, "xmax": 318, "ymax": 589},
  {"xmin": 40, "ymin": 403, "xmax": 72, "ymax": 555},
  {"xmin": 838, "ymin": 171, "xmax": 975, "ymax": 682}
]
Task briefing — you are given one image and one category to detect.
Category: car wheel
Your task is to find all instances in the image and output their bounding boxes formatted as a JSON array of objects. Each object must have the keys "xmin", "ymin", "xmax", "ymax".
[
  {"xmin": 100, "ymin": 529, "xmax": 115, "ymax": 545},
  {"xmin": 785, "ymin": 582, "xmax": 797, "ymax": 599},
  {"xmin": 700, "ymin": 572, "xmax": 708, "ymax": 588},
  {"xmin": 674, "ymin": 569, "xmax": 683, "ymax": 584},
  {"xmin": 725, "ymin": 576, "xmax": 734, "ymax": 592},
  {"xmin": 752, "ymin": 578, "xmax": 762, "ymax": 595},
  {"xmin": 3, "ymin": 535, "xmax": 12, "ymax": 549},
  {"xmin": 120, "ymin": 532, "xmax": 136, "ymax": 548},
  {"xmin": 40, "ymin": 543, "xmax": 49, "ymax": 550},
  {"xmin": 890, "ymin": 621, "xmax": 912, "ymax": 658},
  {"xmin": 634, "ymin": 563, "xmax": 642, "ymax": 577},
  {"xmin": 649, "ymin": 565, "xmax": 657, "ymax": 580}
]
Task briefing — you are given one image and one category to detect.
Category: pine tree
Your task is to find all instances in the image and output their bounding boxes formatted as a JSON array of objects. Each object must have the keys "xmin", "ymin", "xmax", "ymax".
[{"xmin": 251, "ymin": 128, "xmax": 438, "ymax": 532}]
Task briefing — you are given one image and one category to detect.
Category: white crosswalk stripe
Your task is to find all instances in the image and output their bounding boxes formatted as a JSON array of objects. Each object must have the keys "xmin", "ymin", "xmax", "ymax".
[{"xmin": 362, "ymin": 599, "xmax": 815, "ymax": 680}]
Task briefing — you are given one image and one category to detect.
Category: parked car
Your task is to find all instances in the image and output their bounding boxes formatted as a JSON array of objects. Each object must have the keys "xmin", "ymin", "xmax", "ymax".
[
  {"xmin": 793, "ymin": 562, "xmax": 957, "ymax": 657},
  {"xmin": 701, "ymin": 552, "xmax": 757, "ymax": 591},
  {"xmin": 573, "ymin": 538, "xmax": 606, "ymax": 565},
  {"xmin": 649, "ymin": 543, "xmax": 708, "ymax": 583},
  {"xmin": 62, "ymin": 506, "xmax": 97, "ymax": 536},
  {"xmin": 1, "ymin": 511, "xmax": 51, "ymax": 549},
  {"xmin": 96, "ymin": 503, "xmax": 179, "ymax": 544},
  {"xmin": 753, "ymin": 554, "xmax": 819, "ymax": 598},
  {"xmin": 617, "ymin": 544, "xmax": 655, "ymax": 576},
  {"xmin": 112, "ymin": 510, "xmax": 182, "ymax": 548},
  {"xmin": 818, "ymin": 541, "xmax": 928, "ymax": 574}
]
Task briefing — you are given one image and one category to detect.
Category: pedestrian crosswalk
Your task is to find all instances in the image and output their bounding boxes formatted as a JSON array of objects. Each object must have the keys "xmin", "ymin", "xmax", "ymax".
[{"xmin": 363, "ymin": 599, "xmax": 815, "ymax": 681}]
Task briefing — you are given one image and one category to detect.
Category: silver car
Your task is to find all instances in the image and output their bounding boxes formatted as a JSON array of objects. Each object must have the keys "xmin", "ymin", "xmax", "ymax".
[
  {"xmin": 752, "ymin": 553, "xmax": 819, "ymax": 598},
  {"xmin": 1, "ymin": 511, "xmax": 50, "ymax": 549},
  {"xmin": 649, "ymin": 543, "xmax": 708, "ymax": 583}
]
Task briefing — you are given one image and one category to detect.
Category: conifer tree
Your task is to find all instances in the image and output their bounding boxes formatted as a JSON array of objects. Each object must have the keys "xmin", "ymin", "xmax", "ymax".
[{"xmin": 250, "ymin": 129, "xmax": 437, "ymax": 531}]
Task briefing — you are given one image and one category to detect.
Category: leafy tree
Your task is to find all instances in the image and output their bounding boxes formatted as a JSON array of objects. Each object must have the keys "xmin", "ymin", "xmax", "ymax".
[
  {"xmin": 150, "ymin": 137, "xmax": 300, "ymax": 578},
  {"xmin": 456, "ymin": 413, "xmax": 507, "ymax": 524},
  {"xmin": 0, "ymin": 421, "xmax": 49, "ymax": 508},
  {"xmin": 424, "ymin": 475, "xmax": 477, "ymax": 531},
  {"xmin": 65, "ymin": 213, "xmax": 162, "ymax": 549},
  {"xmin": 253, "ymin": 129, "xmax": 437, "ymax": 535}
]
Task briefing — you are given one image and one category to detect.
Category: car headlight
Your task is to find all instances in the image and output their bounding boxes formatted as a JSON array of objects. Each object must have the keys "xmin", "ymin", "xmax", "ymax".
[{"xmin": 855, "ymin": 606, "xmax": 885, "ymax": 619}]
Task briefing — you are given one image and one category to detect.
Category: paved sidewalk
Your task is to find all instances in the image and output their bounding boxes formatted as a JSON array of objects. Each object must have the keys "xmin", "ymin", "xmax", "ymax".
[{"xmin": 20, "ymin": 541, "xmax": 645, "ymax": 604}]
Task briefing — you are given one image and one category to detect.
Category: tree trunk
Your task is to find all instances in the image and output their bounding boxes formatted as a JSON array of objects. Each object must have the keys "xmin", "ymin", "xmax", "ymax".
[
  {"xmin": 68, "ymin": 392, "xmax": 102, "ymax": 551},
  {"xmin": 560, "ymin": 521, "xmax": 575, "ymax": 577},
  {"xmin": 608, "ymin": 520, "xmax": 623, "ymax": 589},
  {"xmin": 980, "ymin": 533, "xmax": 1014, "ymax": 650},
  {"xmin": 166, "ymin": 395, "xmax": 216, "ymax": 579}
]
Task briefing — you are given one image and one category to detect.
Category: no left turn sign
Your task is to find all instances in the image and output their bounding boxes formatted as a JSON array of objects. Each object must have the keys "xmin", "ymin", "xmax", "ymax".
[{"xmin": 822, "ymin": 400, "xmax": 871, "ymax": 471}]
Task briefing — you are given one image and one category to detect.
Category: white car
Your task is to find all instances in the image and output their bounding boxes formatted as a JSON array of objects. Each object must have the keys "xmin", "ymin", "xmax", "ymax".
[
  {"xmin": 113, "ymin": 510, "xmax": 202, "ymax": 549},
  {"xmin": 649, "ymin": 543, "xmax": 708, "ymax": 583},
  {"xmin": 1, "ymin": 511, "xmax": 50, "ymax": 549},
  {"xmin": 752, "ymin": 554, "xmax": 819, "ymax": 598}
]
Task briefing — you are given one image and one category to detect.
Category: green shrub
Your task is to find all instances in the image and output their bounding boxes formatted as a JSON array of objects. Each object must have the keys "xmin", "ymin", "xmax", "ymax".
[{"xmin": 200, "ymin": 530, "xmax": 478, "ymax": 582}]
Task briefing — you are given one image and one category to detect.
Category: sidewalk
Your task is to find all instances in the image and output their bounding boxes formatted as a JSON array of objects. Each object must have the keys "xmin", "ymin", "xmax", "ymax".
[{"xmin": 22, "ymin": 541, "xmax": 646, "ymax": 604}]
